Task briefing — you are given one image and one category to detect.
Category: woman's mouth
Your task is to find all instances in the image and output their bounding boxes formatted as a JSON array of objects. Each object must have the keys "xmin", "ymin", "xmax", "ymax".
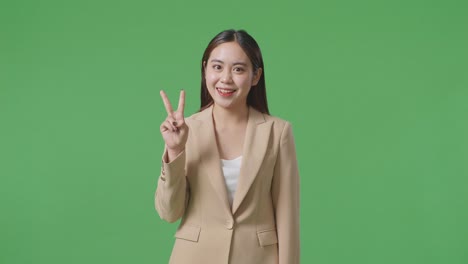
[{"xmin": 216, "ymin": 88, "xmax": 236, "ymax": 97}]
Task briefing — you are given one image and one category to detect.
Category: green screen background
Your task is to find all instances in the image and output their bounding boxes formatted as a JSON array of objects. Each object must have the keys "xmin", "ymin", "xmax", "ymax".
[{"xmin": 1, "ymin": 0, "xmax": 467, "ymax": 263}]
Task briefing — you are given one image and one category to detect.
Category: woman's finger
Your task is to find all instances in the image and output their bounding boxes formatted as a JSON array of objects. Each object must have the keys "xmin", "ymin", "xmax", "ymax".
[
  {"xmin": 173, "ymin": 118, "xmax": 185, "ymax": 128},
  {"xmin": 160, "ymin": 90, "xmax": 174, "ymax": 116},
  {"xmin": 166, "ymin": 116, "xmax": 178, "ymax": 130},
  {"xmin": 177, "ymin": 90, "xmax": 185, "ymax": 115},
  {"xmin": 160, "ymin": 122, "xmax": 170, "ymax": 133},
  {"xmin": 165, "ymin": 120, "xmax": 178, "ymax": 132}
]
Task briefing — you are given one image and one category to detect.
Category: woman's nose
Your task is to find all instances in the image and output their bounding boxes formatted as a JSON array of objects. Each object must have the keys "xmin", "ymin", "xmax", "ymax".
[{"xmin": 221, "ymin": 69, "xmax": 233, "ymax": 83}]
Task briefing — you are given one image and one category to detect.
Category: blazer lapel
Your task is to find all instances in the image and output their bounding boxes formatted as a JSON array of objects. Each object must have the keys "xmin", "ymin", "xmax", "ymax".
[
  {"xmin": 232, "ymin": 107, "xmax": 272, "ymax": 214},
  {"xmin": 193, "ymin": 106, "xmax": 232, "ymax": 217}
]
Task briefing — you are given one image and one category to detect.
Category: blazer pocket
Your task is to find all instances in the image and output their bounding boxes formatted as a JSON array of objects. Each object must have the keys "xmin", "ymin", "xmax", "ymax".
[
  {"xmin": 174, "ymin": 225, "xmax": 201, "ymax": 242},
  {"xmin": 257, "ymin": 229, "xmax": 278, "ymax": 247}
]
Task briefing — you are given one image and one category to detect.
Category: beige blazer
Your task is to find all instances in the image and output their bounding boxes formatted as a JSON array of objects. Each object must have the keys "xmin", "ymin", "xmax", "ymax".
[{"xmin": 155, "ymin": 105, "xmax": 300, "ymax": 264}]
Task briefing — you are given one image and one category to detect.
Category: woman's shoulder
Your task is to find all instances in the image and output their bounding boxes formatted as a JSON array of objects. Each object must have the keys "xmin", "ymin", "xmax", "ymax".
[
  {"xmin": 264, "ymin": 113, "xmax": 290, "ymax": 125},
  {"xmin": 183, "ymin": 107, "xmax": 293, "ymax": 130},
  {"xmin": 184, "ymin": 108, "xmax": 210, "ymax": 124},
  {"xmin": 263, "ymin": 113, "xmax": 294, "ymax": 135}
]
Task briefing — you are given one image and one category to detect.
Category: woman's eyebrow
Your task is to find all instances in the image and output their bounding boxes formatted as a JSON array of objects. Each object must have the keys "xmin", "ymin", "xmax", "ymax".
[{"xmin": 210, "ymin": 59, "xmax": 247, "ymax": 66}]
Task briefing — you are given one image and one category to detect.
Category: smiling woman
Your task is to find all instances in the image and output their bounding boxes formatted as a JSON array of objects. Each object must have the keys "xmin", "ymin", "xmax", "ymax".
[
  {"xmin": 203, "ymin": 42, "xmax": 263, "ymax": 111},
  {"xmin": 155, "ymin": 29, "xmax": 300, "ymax": 264},
  {"xmin": 200, "ymin": 30, "xmax": 268, "ymax": 114}
]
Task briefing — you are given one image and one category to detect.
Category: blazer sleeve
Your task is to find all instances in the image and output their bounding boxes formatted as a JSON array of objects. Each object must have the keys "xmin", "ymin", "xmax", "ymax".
[
  {"xmin": 155, "ymin": 149, "xmax": 189, "ymax": 223},
  {"xmin": 271, "ymin": 122, "xmax": 300, "ymax": 264}
]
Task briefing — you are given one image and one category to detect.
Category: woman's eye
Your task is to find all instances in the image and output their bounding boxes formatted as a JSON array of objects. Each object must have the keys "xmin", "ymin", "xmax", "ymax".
[
  {"xmin": 213, "ymin": 65, "xmax": 222, "ymax": 70},
  {"xmin": 233, "ymin": 67, "xmax": 244, "ymax": 73}
]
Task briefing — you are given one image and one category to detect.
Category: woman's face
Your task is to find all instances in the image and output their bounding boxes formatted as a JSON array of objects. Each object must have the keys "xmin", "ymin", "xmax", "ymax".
[{"xmin": 204, "ymin": 41, "xmax": 262, "ymax": 111}]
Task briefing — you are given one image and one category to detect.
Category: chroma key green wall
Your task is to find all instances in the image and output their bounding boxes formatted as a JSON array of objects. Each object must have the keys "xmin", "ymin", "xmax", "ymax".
[{"xmin": 1, "ymin": 0, "xmax": 467, "ymax": 263}]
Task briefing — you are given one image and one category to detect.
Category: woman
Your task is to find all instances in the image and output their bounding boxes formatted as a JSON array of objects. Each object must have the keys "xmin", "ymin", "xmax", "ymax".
[{"xmin": 155, "ymin": 29, "xmax": 300, "ymax": 264}]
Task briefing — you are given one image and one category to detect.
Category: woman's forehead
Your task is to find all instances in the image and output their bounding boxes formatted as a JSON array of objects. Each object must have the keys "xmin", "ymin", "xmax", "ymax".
[{"xmin": 208, "ymin": 42, "xmax": 251, "ymax": 65}]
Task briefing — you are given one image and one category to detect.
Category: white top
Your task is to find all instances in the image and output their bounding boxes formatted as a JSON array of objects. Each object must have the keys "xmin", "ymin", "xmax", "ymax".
[{"xmin": 221, "ymin": 156, "xmax": 242, "ymax": 207}]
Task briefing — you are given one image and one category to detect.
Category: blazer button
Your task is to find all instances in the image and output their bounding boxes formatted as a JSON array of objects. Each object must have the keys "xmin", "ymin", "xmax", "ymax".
[{"xmin": 225, "ymin": 220, "xmax": 234, "ymax": 230}]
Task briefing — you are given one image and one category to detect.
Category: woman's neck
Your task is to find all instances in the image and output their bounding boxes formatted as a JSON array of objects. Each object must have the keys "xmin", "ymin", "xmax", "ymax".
[{"xmin": 212, "ymin": 104, "xmax": 249, "ymax": 129}]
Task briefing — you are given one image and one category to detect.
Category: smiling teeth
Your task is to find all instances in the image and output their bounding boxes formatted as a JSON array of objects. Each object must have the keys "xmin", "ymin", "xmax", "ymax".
[{"xmin": 218, "ymin": 88, "xmax": 235, "ymax": 93}]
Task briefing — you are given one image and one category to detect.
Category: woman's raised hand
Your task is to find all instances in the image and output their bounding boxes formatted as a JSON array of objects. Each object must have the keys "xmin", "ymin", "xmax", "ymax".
[{"xmin": 160, "ymin": 90, "xmax": 188, "ymax": 161}]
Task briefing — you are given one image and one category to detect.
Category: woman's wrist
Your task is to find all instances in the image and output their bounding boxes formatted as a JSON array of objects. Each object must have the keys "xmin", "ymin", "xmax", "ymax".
[{"xmin": 166, "ymin": 148, "xmax": 184, "ymax": 163}]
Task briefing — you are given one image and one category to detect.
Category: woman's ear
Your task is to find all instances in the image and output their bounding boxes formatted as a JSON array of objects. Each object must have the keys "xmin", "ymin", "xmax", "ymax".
[
  {"xmin": 252, "ymin": 68, "xmax": 263, "ymax": 86},
  {"xmin": 203, "ymin": 61, "xmax": 206, "ymax": 68}
]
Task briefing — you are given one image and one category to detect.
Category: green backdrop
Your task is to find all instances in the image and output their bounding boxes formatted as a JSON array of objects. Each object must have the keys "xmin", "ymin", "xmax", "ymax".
[{"xmin": 1, "ymin": 0, "xmax": 467, "ymax": 263}]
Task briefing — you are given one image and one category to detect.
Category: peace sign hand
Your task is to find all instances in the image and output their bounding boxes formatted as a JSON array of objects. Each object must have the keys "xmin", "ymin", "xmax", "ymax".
[{"xmin": 160, "ymin": 90, "xmax": 188, "ymax": 162}]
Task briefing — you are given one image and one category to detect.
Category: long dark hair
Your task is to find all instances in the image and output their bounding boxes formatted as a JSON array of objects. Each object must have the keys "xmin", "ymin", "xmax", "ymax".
[{"xmin": 199, "ymin": 29, "xmax": 269, "ymax": 114}]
